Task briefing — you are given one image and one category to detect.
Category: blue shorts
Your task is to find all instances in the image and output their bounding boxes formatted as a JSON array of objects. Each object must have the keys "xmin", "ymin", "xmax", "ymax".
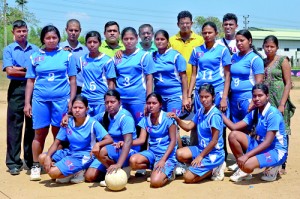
[
  {"xmin": 194, "ymin": 91, "xmax": 230, "ymax": 118},
  {"xmin": 230, "ymin": 97, "xmax": 251, "ymax": 123},
  {"xmin": 52, "ymin": 149, "xmax": 93, "ymax": 176},
  {"xmin": 122, "ymin": 102, "xmax": 145, "ymax": 124},
  {"xmin": 88, "ymin": 102, "xmax": 105, "ymax": 117},
  {"xmin": 162, "ymin": 96, "xmax": 182, "ymax": 116},
  {"xmin": 188, "ymin": 146, "xmax": 225, "ymax": 177},
  {"xmin": 89, "ymin": 144, "xmax": 139, "ymax": 172},
  {"xmin": 32, "ymin": 98, "xmax": 68, "ymax": 129},
  {"xmin": 139, "ymin": 150, "xmax": 177, "ymax": 180},
  {"xmin": 246, "ymin": 136, "xmax": 288, "ymax": 168}
]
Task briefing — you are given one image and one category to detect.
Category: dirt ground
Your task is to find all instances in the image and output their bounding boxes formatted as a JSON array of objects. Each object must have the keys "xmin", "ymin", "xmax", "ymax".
[{"xmin": 0, "ymin": 82, "xmax": 299, "ymax": 199}]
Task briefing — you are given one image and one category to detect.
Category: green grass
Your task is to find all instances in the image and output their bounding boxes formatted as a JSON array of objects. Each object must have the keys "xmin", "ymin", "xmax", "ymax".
[{"xmin": 0, "ymin": 61, "xmax": 9, "ymax": 91}]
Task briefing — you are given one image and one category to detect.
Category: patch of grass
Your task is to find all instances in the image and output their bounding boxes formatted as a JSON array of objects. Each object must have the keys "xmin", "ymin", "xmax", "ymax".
[{"xmin": 0, "ymin": 61, "xmax": 9, "ymax": 91}]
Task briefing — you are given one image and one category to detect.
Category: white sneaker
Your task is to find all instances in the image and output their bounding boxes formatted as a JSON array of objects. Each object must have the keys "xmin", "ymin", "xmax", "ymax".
[
  {"xmin": 56, "ymin": 175, "xmax": 74, "ymax": 184},
  {"xmin": 70, "ymin": 170, "xmax": 85, "ymax": 184},
  {"xmin": 123, "ymin": 167, "xmax": 131, "ymax": 179},
  {"xmin": 30, "ymin": 166, "xmax": 41, "ymax": 181},
  {"xmin": 99, "ymin": 180, "xmax": 107, "ymax": 187},
  {"xmin": 230, "ymin": 169, "xmax": 252, "ymax": 182},
  {"xmin": 211, "ymin": 162, "xmax": 226, "ymax": 181},
  {"xmin": 228, "ymin": 163, "xmax": 238, "ymax": 171},
  {"xmin": 175, "ymin": 163, "xmax": 186, "ymax": 176},
  {"xmin": 261, "ymin": 165, "xmax": 281, "ymax": 182}
]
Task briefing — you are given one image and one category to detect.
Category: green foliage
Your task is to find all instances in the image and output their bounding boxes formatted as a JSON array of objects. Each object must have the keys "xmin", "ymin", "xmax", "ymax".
[
  {"xmin": 78, "ymin": 36, "xmax": 85, "ymax": 45},
  {"xmin": 28, "ymin": 26, "xmax": 42, "ymax": 47},
  {"xmin": 193, "ymin": 16, "xmax": 224, "ymax": 39}
]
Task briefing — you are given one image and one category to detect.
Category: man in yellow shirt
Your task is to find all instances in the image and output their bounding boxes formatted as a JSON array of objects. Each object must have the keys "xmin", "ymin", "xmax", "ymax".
[
  {"xmin": 170, "ymin": 11, "xmax": 204, "ymax": 86},
  {"xmin": 99, "ymin": 21, "xmax": 125, "ymax": 57}
]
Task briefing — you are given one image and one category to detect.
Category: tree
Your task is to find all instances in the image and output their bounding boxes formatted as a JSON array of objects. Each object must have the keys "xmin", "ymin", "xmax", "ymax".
[
  {"xmin": 193, "ymin": 16, "xmax": 224, "ymax": 39},
  {"xmin": 15, "ymin": 0, "xmax": 28, "ymax": 16},
  {"xmin": 28, "ymin": 26, "xmax": 41, "ymax": 47}
]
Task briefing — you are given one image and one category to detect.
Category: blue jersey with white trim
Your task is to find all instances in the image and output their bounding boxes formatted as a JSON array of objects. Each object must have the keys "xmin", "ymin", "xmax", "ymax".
[
  {"xmin": 113, "ymin": 48, "xmax": 155, "ymax": 104},
  {"xmin": 80, "ymin": 53, "xmax": 116, "ymax": 103},
  {"xmin": 26, "ymin": 48, "xmax": 77, "ymax": 101},
  {"xmin": 153, "ymin": 48, "xmax": 186, "ymax": 97},
  {"xmin": 56, "ymin": 115, "xmax": 108, "ymax": 152},
  {"xmin": 230, "ymin": 51, "xmax": 264, "ymax": 99},
  {"xmin": 243, "ymin": 103, "xmax": 287, "ymax": 152},
  {"xmin": 192, "ymin": 105, "xmax": 224, "ymax": 151},
  {"xmin": 189, "ymin": 43, "xmax": 231, "ymax": 93},
  {"xmin": 138, "ymin": 111, "xmax": 177, "ymax": 155}
]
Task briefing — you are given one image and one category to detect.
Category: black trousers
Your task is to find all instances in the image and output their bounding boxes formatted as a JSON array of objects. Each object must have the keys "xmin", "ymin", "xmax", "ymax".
[{"xmin": 6, "ymin": 80, "xmax": 34, "ymax": 170}]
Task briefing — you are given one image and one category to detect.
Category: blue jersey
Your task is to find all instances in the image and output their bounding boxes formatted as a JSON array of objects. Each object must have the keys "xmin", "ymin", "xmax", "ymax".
[
  {"xmin": 60, "ymin": 41, "xmax": 88, "ymax": 86},
  {"xmin": 79, "ymin": 53, "xmax": 116, "ymax": 103},
  {"xmin": 192, "ymin": 105, "xmax": 224, "ymax": 152},
  {"xmin": 153, "ymin": 48, "xmax": 186, "ymax": 97},
  {"xmin": 189, "ymin": 43, "xmax": 231, "ymax": 93},
  {"xmin": 113, "ymin": 48, "xmax": 156, "ymax": 104},
  {"xmin": 243, "ymin": 103, "xmax": 288, "ymax": 152},
  {"xmin": 94, "ymin": 108, "xmax": 137, "ymax": 143},
  {"xmin": 230, "ymin": 51, "xmax": 264, "ymax": 99},
  {"xmin": 56, "ymin": 115, "xmax": 108, "ymax": 152},
  {"xmin": 26, "ymin": 48, "xmax": 77, "ymax": 101},
  {"xmin": 2, "ymin": 42, "xmax": 38, "ymax": 80},
  {"xmin": 138, "ymin": 111, "xmax": 177, "ymax": 155}
]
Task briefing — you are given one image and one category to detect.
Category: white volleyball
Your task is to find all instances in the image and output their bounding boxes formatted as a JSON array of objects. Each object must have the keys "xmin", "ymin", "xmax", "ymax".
[{"xmin": 105, "ymin": 169, "xmax": 128, "ymax": 191}]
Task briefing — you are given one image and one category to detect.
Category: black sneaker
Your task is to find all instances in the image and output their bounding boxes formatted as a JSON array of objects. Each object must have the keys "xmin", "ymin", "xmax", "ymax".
[{"xmin": 9, "ymin": 168, "xmax": 21, "ymax": 175}]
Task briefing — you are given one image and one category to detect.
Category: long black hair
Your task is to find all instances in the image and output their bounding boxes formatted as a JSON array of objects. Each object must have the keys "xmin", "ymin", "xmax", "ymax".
[{"xmin": 101, "ymin": 90, "xmax": 121, "ymax": 131}]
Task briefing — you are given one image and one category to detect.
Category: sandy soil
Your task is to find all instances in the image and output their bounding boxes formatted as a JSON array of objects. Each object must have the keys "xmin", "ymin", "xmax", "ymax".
[{"xmin": 0, "ymin": 82, "xmax": 299, "ymax": 199}]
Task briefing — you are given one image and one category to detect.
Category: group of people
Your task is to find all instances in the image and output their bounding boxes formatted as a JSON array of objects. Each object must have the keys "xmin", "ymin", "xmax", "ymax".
[{"xmin": 3, "ymin": 10, "xmax": 295, "ymax": 188}]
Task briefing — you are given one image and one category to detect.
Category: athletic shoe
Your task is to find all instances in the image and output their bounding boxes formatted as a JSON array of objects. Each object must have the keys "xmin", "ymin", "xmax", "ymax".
[
  {"xmin": 99, "ymin": 180, "xmax": 107, "ymax": 187},
  {"xmin": 211, "ymin": 162, "xmax": 226, "ymax": 181},
  {"xmin": 135, "ymin": 169, "xmax": 146, "ymax": 177},
  {"xmin": 70, "ymin": 170, "xmax": 85, "ymax": 184},
  {"xmin": 230, "ymin": 169, "xmax": 252, "ymax": 182},
  {"xmin": 261, "ymin": 165, "xmax": 281, "ymax": 182},
  {"xmin": 56, "ymin": 175, "xmax": 74, "ymax": 184},
  {"xmin": 123, "ymin": 167, "xmax": 131, "ymax": 179},
  {"xmin": 175, "ymin": 162, "xmax": 186, "ymax": 176},
  {"xmin": 9, "ymin": 167, "xmax": 21, "ymax": 176},
  {"xmin": 228, "ymin": 163, "xmax": 238, "ymax": 171},
  {"xmin": 30, "ymin": 166, "xmax": 41, "ymax": 181}
]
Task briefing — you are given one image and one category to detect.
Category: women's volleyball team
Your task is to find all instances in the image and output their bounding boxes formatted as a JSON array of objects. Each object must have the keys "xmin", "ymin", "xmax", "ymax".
[{"xmin": 20, "ymin": 19, "xmax": 295, "ymax": 188}]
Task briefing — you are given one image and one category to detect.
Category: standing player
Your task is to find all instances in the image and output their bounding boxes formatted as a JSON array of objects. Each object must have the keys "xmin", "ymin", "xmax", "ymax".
[
  {"xmin": 99, "ymin": 21, "xmax": 125, "ymax": 57},
  {"xmin": 113, "ymin": 27, "xmax": 155, "ymax": 125},
  {"xmin": 130, "ymin": 93, "xmax": 177, "ymax": 188},
  {"xmin": 38, "ymin": 95, "xmax": 113, "ymax": 183},
  {"xmin": 170, "ymin": 10, "xmax": 204, "ymax": 86},
  {"xmin": 24, "ymin": 25, "xmax": 77, "ymax": 181},
  {"xmin": 137, "ymin": 24, "xmax": 157, "ymax": 52},
  {"xmin": 79, "ymin": 31, "xmax": 116, "ymax": 116},
  {"xmin": 60, "ymin": 19, "xmax": 88, "ymax": 94},
  {"xmin": 223, "ymin": 84, "xmax": 288, "ymax": 182},
  {"xmin": 3, "ymin": 20, "xmax": 38, "ymax": 175},
  {"xmin": 217, "ymin": 13, "xmax": 239, "ymax": 55},
  {"xmin": 188, "ymin": 22, "xmax": 231, "ymax": 162},
  {"xmin": 169, "ymin": 84, "xmax": 226, "ymax": 183}
]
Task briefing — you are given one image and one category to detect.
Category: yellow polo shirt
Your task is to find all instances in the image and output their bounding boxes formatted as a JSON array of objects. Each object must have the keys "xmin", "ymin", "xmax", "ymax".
[
  {"xmin": 169, "ymin": 31, "xmax": 204, "ymax": 85},
  {"xmin": 99, "ymin": 40, "xmax": 125, "ymax": 58}
]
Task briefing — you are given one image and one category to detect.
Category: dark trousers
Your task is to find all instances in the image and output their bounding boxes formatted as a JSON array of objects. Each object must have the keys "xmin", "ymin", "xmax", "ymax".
[{"xmin": 6, "ymin": 80, "xmax": 34, "ymax": 170}]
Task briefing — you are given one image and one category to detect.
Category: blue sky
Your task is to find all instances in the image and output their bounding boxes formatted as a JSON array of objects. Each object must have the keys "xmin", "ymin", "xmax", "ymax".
[{"xmin": 7, "ymin": 0, "xmax": 300, "ymax": 36}]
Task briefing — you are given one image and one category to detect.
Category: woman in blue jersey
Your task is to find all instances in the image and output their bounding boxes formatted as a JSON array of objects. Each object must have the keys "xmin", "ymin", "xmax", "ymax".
[
  {"xmin": 230, "ymin": 29, "xmax": 264, "ymax": 123},
  {"xmin": 129, "ymin": 92, "xmax": 177, "ymax": 188},
  {"xmin": 188, "ymin": 21, "xmax": 231, "ymax": 113},
  {"xmin": 169, "ymin": 84, "xmax": 225, "ymax": 183},
  {"xmin": 152, "ymin": 29, "xmax": 189, "ymax": 115},
  {"xmin": 24, "ymin": 25, "xmax": 77, "ymax": 181},
  {"xmin": 113, "ymin": 27, "xmax": 155, "ymax": 125},
  {"xmin": 79, "ymin": 31, "xmax": 116, "ymax": 116},
  {"xmin": 38, "ymin": 95, "xmax": 113, "ymax": 183},
  {"xmin": 223, "ymin": 83, "xmax": 288, "ymax": 182},
  {"xmin": 84, "ymin": 90, "xmax": 141, "ymax": 185}
]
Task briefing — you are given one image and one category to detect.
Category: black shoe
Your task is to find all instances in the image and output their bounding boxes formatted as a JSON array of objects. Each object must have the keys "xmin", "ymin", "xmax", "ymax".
[{"xmin": 9, "ymin": 168, "xmax": 21, "ymax": 175}]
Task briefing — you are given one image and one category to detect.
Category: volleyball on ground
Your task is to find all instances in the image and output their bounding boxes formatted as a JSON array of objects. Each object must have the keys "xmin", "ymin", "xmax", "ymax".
[{"xmin": 105, "ymin": 169, "xmax": 128, "ymax": 191}]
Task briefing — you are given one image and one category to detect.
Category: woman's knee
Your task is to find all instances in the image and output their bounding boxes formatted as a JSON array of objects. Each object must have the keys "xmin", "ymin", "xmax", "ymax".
[
  {"xmin": 84, "ymin": 168, "xmax": 99, "ymax": 182},
  {"xmin": 38, "ymin": 153, "xmax": 47, "ymax": 165},
  {"xmin": 183, "ymin": 171, "xmax": 196, "ymax": 183},
  {"xmin": 48, "ymin": 168, "xmax": 62, "ymax": 179}
]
